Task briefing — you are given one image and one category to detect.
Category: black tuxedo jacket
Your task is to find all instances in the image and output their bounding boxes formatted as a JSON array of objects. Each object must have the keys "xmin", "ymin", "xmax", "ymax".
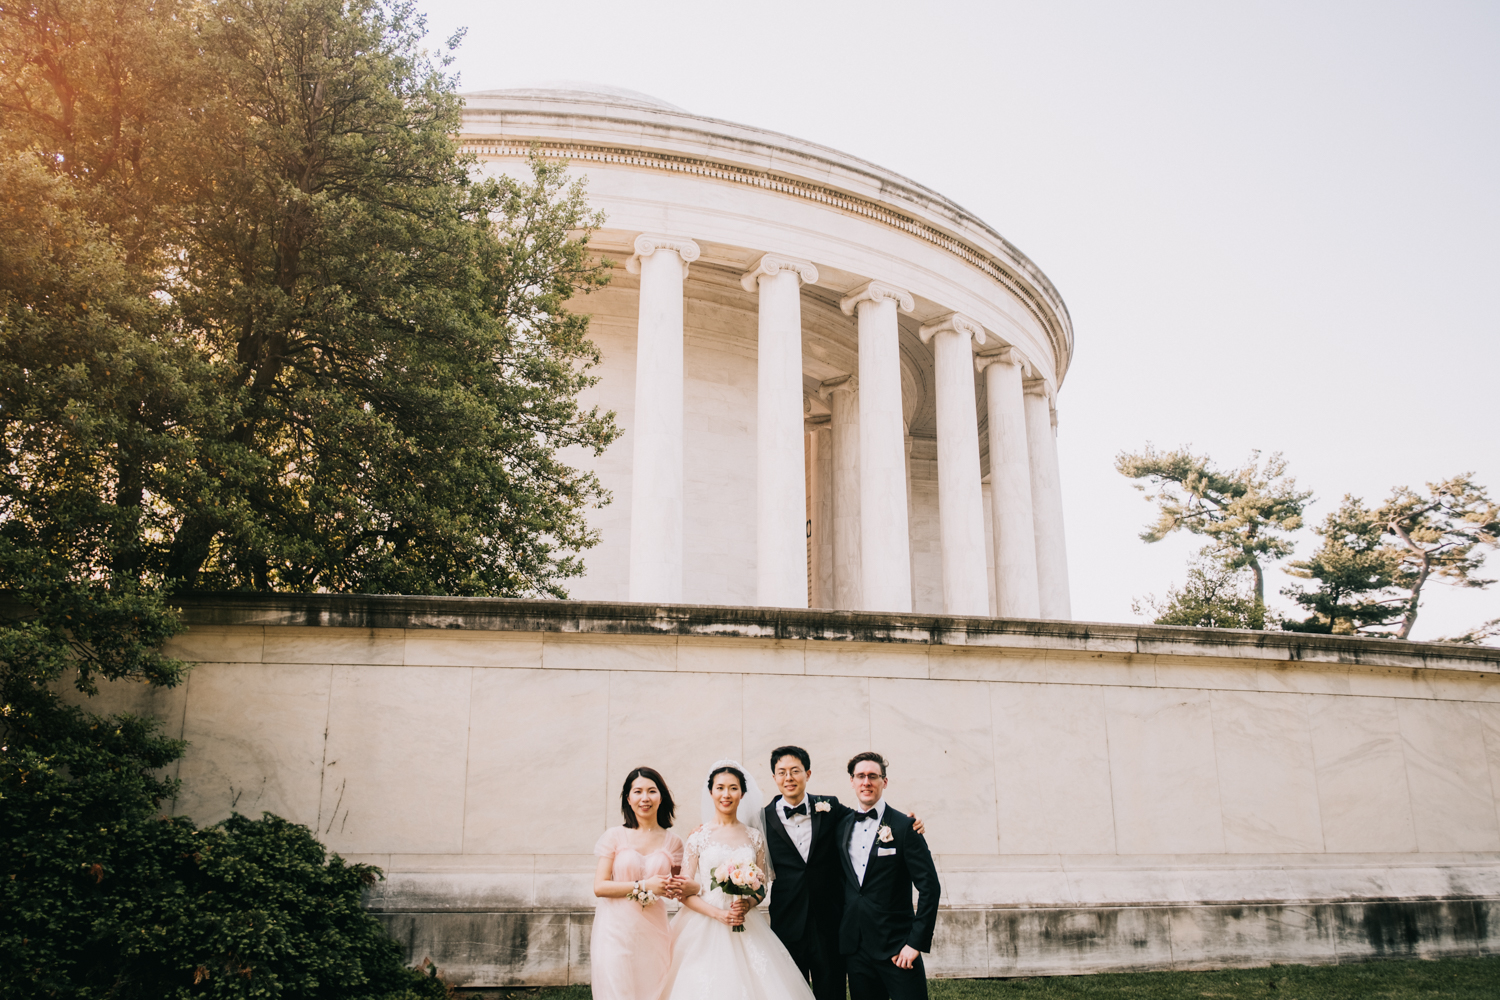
[
  {"xmin": 764, "ymin": 793, "xmax": 854, "ymax": 943},
  {"xmin": 837, "ymin": 805, "xmax": 940, "ymax": 960}
]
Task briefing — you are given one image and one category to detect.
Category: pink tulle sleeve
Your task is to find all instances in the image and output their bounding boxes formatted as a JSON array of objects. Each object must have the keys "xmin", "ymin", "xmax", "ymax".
[
  {"xmin": 666, "ymin": 831, "xmax": 685, "ymax": 868},
  {"xmin": 594, "ymin": 826, "xmax": 619, "ymax": 860}
]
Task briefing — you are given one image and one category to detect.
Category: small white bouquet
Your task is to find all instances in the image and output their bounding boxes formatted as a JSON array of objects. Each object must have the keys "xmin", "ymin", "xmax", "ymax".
[{"xmin": 626, "ymin": 881, "xmax": 658, "ymax": 907}]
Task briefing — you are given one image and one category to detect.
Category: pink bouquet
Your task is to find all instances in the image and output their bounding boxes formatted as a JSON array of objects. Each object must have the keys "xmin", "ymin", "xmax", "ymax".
[{"xmin": 709, "ymin": 861, "xmax": 766, "ymax": 932}]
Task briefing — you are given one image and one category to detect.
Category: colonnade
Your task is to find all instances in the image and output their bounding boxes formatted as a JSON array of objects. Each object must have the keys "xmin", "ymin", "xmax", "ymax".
[{"xmin": 624, "ymin": 233, "xmax": 1070, "ymax": 619}]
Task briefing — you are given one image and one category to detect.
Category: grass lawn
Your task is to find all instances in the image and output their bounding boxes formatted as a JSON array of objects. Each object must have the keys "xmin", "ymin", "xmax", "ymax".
[{"xmin": 459, "ymin": 957, "xmax": 1500, "ymax": 999}]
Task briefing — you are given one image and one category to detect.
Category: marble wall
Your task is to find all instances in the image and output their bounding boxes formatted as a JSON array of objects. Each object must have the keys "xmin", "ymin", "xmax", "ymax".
[{"xmin": 76, "ymin": 603, "xmax": 1500, "ymax": 984}]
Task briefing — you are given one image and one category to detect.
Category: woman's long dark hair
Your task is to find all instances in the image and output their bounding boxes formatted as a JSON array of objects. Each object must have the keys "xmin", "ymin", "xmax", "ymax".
[{"xmin": 620, "ymin": 767, "xmax": 675, "ymax": 829}]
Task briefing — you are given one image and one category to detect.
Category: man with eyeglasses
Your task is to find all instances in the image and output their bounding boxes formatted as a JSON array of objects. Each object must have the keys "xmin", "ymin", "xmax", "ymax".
[
  {"xmin": 763, "ymin": 746, "xmax": 927, "ymax": 1000},
  {"xmin": 837, "ymin": 752, "xmax": 939, "ymax": 1000}
]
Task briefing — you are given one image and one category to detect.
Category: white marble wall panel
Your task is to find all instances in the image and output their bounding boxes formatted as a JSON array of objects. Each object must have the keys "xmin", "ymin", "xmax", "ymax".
[
  {"xmin": 464, "ymin": 668, "xmax": 609, "ymax": 855},
  {"xmin": 405, "ymin": 631, "xmax": 542, "ymax": 669},
  {"xmin": 160, "ymin": 625, "xmax": 266, "ymax": 664},
  {"xmin": 1307, "ymin": 695, "xmax": 1418, "ymax": 853},
  {"xmin": 682, "ymin": 296, "xmax": 757, "ymax": 607},
  {"xmin": 990, "ymin": 683, "xmax": 1115, "ymax": 855},
  {"xmin": 1104, "ymin": 688, "xmax": 1227, "ymax": 855},
  {"xmin": 740, "ymin": 673, "xmax": 872, "ymax": 801},
  {"xmin": 175, "ymin": 662, "xmax": 331, "ymax": 828},
  {"xmin": 1476, "ymin": 703, "xmax": 1500, "ymax": 838},
  {"xmin": 908, "ymin": 452, "xmax": 942, "ymax": 615},
  {"xmin": 604, "ymin": 670, "xmax": 746, "ymax": 829},
  {"xmin": 1396, "ymin": 699, "xmax": 1500, "ymax": 852},
  {"xmin": 870, "ymin": 677, "xmax": 998, "ymax": 855},
  {"xmin": 556, "ymin": 312, "xmax": 636, "ymax": 602},
  {"xmin": 318, "ymin": 664, "xmax": 472, "ymax": 854},
  {"xmin": 1209, "ymin": 690, "xmax": 1325, "ymax": 853},
  {"xmin": 262, "ymin": 626, "xmax": 405, "ymax": 665}
]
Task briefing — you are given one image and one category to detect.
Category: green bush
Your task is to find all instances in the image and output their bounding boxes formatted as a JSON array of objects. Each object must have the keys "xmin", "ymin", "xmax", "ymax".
[{"xmin": 1, "ymin": 684, "xmax": 448, "ymax": 999}]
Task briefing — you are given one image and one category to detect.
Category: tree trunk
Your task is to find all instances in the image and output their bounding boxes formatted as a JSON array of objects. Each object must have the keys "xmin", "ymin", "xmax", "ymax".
[
  {"xmin": 1248, "ymin": 558, "xmax": 1265, "ymax": 606},
  {"xmin": 1390, "ymin": 522, "xmax": 1430, "ymax": 640}
]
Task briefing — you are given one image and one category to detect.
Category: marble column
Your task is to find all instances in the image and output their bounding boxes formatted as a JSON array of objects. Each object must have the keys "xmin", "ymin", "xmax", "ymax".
[
  {"xmin": 1024, "ymin": 378, "xmax": 1071, "ymax": 620},
  {"xmin": 810, "ymin": 424, "xmax": 834, "ymax": 608},
  {"xmin": 978, "ymin": 349, "xmax": 1041, "ymax": 618},
  {"xmin": 625, "ymin": 234, "xmax": 699, "ymax": 602},
  {"xmin": 821, "ymin": 376, "xmax": 862, "ymax": 610},
  {"xmin": 919, "ymin": 313, "xmax": 990, "ymax": 617},
  {"xmin": 742, "ymin": 254, "xmax": 819, "ymax": 608},
  {"xmin": 839, "ymin": 280, "xmax": 914, "ymax": 613}
]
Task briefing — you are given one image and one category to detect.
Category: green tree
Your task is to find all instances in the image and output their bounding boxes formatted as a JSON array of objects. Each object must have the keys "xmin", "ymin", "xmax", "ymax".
[
  {"xmin": 1133, "ymin": 558, "xmax": 1272, "ymax": 629},
  {"xmin": 1374, "ymin": 475, "xmax": 1499, "ymax": 639},
  {"xmin": 2, "ymin": 0, "xmax": 611, "ymax": 992},
  {"xmin": 1116, "ymin": 446, "xmax": 1312, "ymax": 607},
  {"xmin": 1439, "ymin": 618, "xmax": 1500, "ymax": 646},
  {"xmin": 1282, "ymin": 496, "xmax": 1405, "ymax": 635}
]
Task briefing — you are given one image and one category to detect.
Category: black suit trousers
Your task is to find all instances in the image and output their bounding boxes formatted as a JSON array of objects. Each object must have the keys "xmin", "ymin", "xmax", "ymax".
[
  {"xmin": 846, "ymin": 952, "xmax": 928, "ymax": 1000},
  {"xmin": 780, "ymin": 920, "xmax": 845, "ymax": 1000}
]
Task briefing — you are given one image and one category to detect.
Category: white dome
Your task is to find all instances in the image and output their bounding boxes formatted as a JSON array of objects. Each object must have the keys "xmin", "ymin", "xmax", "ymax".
[{"xmin": 462, "ymin": 80, "xmax": 685, "ymax": 113}]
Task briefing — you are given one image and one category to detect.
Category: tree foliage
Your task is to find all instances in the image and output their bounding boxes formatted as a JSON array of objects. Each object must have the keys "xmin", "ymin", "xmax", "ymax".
[
  {"xmin": 1282, "ymin": 496, "xmax": 1405, "ymax": 635},
  {"xmin": 1282, "ymin": 479, "xmax": 1497, "ymax": 639},
  {"xmin": 1133, "ymin": 558, "xmax": 1273, "ymax": 630},
  {"xmin": 1116, "ymin": 446, "xmax": 1311, "ymax": 607},
  {"xmin": 2, "ymin": 0, "xmax": 611, "ymax": 993}
]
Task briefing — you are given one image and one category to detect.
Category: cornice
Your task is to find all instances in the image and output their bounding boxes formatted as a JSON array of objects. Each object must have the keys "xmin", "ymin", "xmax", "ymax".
[{"xmin": 460, "ymin": 133, "xmax": 1072, "ymax": 385}]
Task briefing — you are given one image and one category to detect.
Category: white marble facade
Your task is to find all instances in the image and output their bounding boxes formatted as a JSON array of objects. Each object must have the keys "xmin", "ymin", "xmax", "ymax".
[{"xmin": 461, "ymin": 84, "xmax": 1073, "ymax": 617}]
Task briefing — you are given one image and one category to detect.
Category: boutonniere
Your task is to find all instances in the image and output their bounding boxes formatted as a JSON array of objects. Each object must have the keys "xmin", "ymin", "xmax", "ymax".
[
  {"xmin": 878, "ymin": 824, "xmax": 894, "ymax": 843},
  {"xmin": 814, "ymin": 801, "xmax": 831, "ymax": 813}
]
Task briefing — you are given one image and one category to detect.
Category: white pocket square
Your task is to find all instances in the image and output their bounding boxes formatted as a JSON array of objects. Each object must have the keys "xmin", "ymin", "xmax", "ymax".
[{"xmin": 877, "ymin": 847, "xmax": 897, "ymax": 856}]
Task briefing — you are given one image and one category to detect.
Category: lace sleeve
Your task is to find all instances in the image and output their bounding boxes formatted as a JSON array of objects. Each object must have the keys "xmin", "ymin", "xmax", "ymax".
[
  {"xmin": 752, "ymin": 826, "xmax": 773, "ymax": 884},
  {"xmin": 681, "ymin": 827, "xmax": 705, "ymax": 882}
]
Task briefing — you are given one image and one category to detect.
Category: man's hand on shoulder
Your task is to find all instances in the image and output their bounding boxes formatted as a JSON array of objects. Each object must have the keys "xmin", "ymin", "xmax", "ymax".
[{"xmin": 906, "ymin": 812, "xmax": 925, "ymax": 836}]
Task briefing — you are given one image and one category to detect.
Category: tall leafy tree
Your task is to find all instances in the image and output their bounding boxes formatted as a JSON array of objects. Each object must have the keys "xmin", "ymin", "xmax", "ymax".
[
  {"xmin": 1282, "ymin": 496, "xmax": 1405, "ymax": 635},
  {"xmin": 1116, "ymin": 446, "xmax": 1311, "ymax": 607},
  {"xmin": 1374, "ymin": 475, "xmax": 1499, "ymax": 639},
  {"xmin": 3, "ymin": 0, "xmax": 612, "ymax": 993}
]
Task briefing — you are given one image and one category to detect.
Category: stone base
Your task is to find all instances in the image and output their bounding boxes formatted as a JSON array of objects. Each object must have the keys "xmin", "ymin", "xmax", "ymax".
[{"xmin": 376, "ymin": 899, "xmax": 1500, "ymax": 987}]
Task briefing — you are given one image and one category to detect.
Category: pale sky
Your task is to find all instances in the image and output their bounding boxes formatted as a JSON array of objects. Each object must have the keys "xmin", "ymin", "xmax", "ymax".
[{"xmin": 416, "ymin": 0, "xmax": 1499, "ymax": 640}]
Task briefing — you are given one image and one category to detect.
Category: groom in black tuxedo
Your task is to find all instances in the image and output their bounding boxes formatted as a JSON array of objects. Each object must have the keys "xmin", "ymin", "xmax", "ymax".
[
  {"xmin": 837, "ymin": 752, "xmax": 940, "ymax": 1000},
  {"xmin": 763, "ymin": 746, "xmax": 927, "ymax": 1000}
]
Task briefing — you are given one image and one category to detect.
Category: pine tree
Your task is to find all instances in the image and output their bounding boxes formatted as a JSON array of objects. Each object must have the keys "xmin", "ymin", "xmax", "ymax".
[
  {"xmin": 1116, "ymin": 446, "xmax": 1311, "ymax": 609},
  {"xmin": 1282, "ymin": 496, "xmax": 1405, "ymax": 635},
  {"xmin": 1374, "ymin": 475, "xmax": 1499, "ymax": 639}
]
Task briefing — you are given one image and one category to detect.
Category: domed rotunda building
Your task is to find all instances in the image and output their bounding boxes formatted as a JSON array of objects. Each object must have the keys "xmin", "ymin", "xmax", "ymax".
[{"xmin": 461, "ymin": 83, "xmax": 1073, "ymax": 618}]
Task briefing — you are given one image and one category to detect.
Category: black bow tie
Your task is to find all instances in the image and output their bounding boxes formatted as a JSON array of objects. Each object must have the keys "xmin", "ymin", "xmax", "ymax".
[
  {"xmin": 854, "ymin": 809, "xmax": 878, "ymax": 822},
  {"xmin": 783, "ymin": 802, "xmax": 807, "ymax": 818}
]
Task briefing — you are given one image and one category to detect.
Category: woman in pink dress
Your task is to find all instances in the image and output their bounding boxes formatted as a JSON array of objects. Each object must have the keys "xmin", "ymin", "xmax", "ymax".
[{"xmin": 592, "ymin": 767, "xmax": 687, "ymax": 1000}]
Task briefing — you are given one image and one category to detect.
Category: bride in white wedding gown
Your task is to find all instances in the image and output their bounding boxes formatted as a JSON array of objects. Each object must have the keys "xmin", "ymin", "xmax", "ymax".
[{"xmin": 661, "ymin": 760, "xmax": 816, "ymax": 1000}]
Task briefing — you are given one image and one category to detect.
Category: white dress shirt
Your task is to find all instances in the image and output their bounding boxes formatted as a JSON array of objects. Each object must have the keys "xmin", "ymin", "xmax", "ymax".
[
  {"xmin": 776, "ymin": 795, "xmax": 814, "ymax": 861},
  {"xmin": 847, "ymin": 798, "xmax": 887, "ymax": 885}
]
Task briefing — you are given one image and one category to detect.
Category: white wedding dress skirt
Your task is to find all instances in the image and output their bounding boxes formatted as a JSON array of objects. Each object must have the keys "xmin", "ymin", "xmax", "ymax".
[{"xmin": 662, "ymin": 839, "xmax": 815, "ymax": 1000}]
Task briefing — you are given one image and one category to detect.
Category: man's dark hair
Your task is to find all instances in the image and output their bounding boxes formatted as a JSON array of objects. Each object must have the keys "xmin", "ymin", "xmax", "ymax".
[
  {"xmin": 620, "ymin": 766, "xmax": 676, "ymax": 828},
  {"xmin": 847, "ymin": 751, "xmax": 888, "ymax": 778},
  {"xmin": 770, "ymin": 746, "xmax": 811, "ymax": 773}
]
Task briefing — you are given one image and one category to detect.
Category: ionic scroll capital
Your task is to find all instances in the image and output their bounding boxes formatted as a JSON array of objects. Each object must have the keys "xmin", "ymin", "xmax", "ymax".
[
  {"xmin": 818, "ymin": 374, "xmax": 858, "ymax": 400},
  {"xmin": 918, "ymin": 312, "xmax": 987, "ymax": 347},
  {"xmin": 740, "ymin": 253, "xmax": 819, "ymax": 292},
  {"xmin": 839, "ymin": 280, "xmax": 914, "ymax": 316},
  {"xmin": 975, "ymin": 346, "xmax": 1033, "ymax": 378},
  {"xmin": 1023, "ymin": 377, "xmax": 1055, "ymax": 403},
  {"xmin": 626, "ymin": 233, "xmax": 701, "ymax": 279}
]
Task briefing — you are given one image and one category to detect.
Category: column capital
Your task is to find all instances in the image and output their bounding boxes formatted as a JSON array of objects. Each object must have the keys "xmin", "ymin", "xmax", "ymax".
[
  {"xmin": 1023, "ymin": 377, "xmax": 1055, "ymax": 402},
  {"xmin": 818, "ymin": 374, "xmax": 858, "ymax": 399},
  {"xmin": 626, "ymin": 233, "xmax": 700, "ymax": 277},
  {"xmin": 975, "ymin": 346, "xmax": 1033, "ymax": 378},
  {"xmin": 918, "ymin": 312, "xmax": 987, "ymax": 346},
  {"xmin": 839, "ymin": 279, "xmax": 914, "ymax": 316},
  {"xmin": 740, "ymin": 253, "xmax": 819, "ymax": 292}
]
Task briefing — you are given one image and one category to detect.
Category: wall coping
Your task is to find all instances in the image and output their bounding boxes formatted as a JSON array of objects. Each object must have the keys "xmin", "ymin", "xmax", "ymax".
[{"xmin": 170, "ymin": 594, "xmax": 1500, "ymax": 674}]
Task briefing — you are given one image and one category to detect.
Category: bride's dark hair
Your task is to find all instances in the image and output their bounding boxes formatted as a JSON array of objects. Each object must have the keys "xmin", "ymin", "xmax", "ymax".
[
  {"xmin": 706, "ymin": 764, "xmax": 746, "ymax": 793},
  {"xmin": 620, "ymin": 766, "xmax": 675, "ymax": 828}
]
